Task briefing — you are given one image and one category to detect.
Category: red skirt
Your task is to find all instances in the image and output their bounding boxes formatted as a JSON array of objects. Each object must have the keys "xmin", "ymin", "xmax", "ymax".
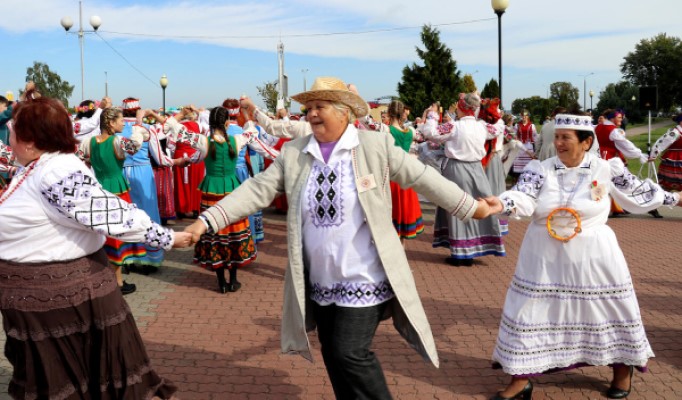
[
  {"xmin": 390, "ymin": 181, "xmax": 424, "ymax": 239},
  {"xmin": 658, "ymin": 148, "xmax": 682, "ymax": 191},
  {"xmin": 153, "ymin": 166, "xmax": 175, "ymax": 219},
  {"xmin": 173, "ymin": 142, "xmax": 204, "ymax": 214}
]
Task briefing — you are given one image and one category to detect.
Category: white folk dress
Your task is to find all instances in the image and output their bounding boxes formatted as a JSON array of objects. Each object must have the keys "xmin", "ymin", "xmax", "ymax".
[{"xmin": 492, "ymin": 152, "xmax": 679, "ymax": 376}]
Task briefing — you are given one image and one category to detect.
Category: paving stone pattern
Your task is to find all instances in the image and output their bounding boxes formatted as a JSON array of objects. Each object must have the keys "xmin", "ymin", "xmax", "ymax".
[{"xmin": 1, "ymin": 205, "xmax": 681, "ymax": 399}]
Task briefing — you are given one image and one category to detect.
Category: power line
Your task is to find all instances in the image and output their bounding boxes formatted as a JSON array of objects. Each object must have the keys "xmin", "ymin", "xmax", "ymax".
[
  {"xmin": 98, "ymin": 18, "xmax": 496, "ymax": 40},
  {"xmin": 94, "ymin": 32, "xmax": 161, "ymax": 88}
]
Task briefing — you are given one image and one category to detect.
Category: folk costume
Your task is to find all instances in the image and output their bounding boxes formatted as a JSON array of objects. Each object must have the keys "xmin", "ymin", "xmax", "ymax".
[
  {"xmin": 479, "ymin": 99, "xmax": 508, "ymax": 235},
  {"xmin": 421, "ymin": 95, "xmax": 505, "ymax": 265},
  {"xmin": 149, "ymin": 121, "xmax": 177, "ymax": 223},
  {"xmin": 388, "ymin": 124, "xmax": 424, "ymax": 238},
  {"xmin": 512, "ymin": 117, "xmax": 537, "ymax": 174},
  {"xmin": 192, "ymin": 120, "xmax": 278, "ymax": 290},
  {"xmin": 78, "ymin": 129, "xmax": 147, "ymax": 265},
  {"xmin": 650, "ymin": 118, "xmax": 682, "ymax": 191},
  {"xmin": 492, "ymin": 115, "xmax": 680, "ymax": 378},
  {"xmin": 594, "ymin": 112, "xmax": 648, "ymax": 215},
  {"xmin": 0, "ymin": 152, "xmax": 178, "ymax": 399},
  {"xmin": 173, "ymin": 120, "xmax": 204, "ymax": 218}
]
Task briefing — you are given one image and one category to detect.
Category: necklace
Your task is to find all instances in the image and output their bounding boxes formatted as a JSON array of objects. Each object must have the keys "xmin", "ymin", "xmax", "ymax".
[{"xmin": 0, "ymin": 158, "xmax": 40, "ymax": 207}]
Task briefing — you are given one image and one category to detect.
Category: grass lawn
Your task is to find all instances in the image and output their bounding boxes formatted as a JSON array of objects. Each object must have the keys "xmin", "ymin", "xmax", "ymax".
[{"xmin": 624, "ymin": 124, "xmax": 674, "ymax": 175}]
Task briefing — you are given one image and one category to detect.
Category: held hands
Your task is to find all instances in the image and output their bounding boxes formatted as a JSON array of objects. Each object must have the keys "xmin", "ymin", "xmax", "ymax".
[
  {"xmin": 472, "ymin": 196, "xmax": 503, "ymax": 219},
  {"xmin": 184, "ymin": 219, "xmax": 208, "ymax": 244},
  {"xmin": 172, "ymin": 231, "xmax": 194, "ymax": 248}
]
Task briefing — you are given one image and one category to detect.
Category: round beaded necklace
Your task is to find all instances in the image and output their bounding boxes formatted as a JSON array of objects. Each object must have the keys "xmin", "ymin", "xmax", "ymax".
[{"xmin": 0, "ymin": 157, "xmax": 40, "ymax": 207}]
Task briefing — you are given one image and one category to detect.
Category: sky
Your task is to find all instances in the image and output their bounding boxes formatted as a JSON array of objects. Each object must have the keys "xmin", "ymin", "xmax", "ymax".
[{"xmin": 1, "ymin": 0, "xmax": 681, "ymax": 112}]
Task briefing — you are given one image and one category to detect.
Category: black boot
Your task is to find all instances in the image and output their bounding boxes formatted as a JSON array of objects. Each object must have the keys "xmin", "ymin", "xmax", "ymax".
[
  {"xmin": 227, "ymin": 267, "xmax": 241, "ymax": 292},
  {"xmin": 648, "ymin": 209, "xmax": 663, "ymax": 218},
  {"xmin": 215, "ymin": 268, "xmax": 228, "ymax": 294}
]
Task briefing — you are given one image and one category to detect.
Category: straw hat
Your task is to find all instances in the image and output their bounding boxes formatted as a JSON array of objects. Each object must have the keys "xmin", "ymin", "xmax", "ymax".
[{"xmin": 291, "ymin": 77, "xmax": 368, "ymax": 118}]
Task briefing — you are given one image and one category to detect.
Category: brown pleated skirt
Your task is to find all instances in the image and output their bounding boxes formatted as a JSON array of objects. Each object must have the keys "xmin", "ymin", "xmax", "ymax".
[{"xmin": 0, "ymin": 249, "xmax": 177, "ymax": 400}]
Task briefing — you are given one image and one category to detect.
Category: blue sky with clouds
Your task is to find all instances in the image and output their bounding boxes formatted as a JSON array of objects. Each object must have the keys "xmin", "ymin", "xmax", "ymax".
[{"xmin": 2, "ymin": 0, "xmax": 680, "ymax": 112}]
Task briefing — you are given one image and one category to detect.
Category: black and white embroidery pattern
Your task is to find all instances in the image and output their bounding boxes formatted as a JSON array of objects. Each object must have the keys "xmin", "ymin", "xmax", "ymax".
[
  {"xmin": 613, "ymin": 169, "xmax": 658, "ymax": 206},
  {"xmin": 663, "ymin": 192, "xmax": 678, "ymax": 206},
  {"xmin": 144, "ymin": 225, "xmax": 173, "ymax": 250},
  {"xmin": 511, "ymin": 170, "xmax": 544, "ymax": 199},
  {"xmin": 501, "ymin": 197, "xmax": 516, "ymax": 216},
  {"xmin": 310, "ymin": 281, "xmax": 394, "ymax": 306},
  {"xmin": 307, "ymin": 163, "xmax": 344, "ymax": 228}
]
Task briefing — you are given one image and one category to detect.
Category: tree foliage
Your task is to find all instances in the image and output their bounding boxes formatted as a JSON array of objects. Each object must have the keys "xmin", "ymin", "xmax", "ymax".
[
  {"xmin": 549, "ymin": 82, "xmax": 580, "ymax": 110},
  {"xmin": 595, "ymin": 81, "xmax": 642, "ymax": 123},
  {"xmin": 462, "ymin": 74, "xmax": 477, "ymax": 93},
  {"xmin": 256, "ymin": 80, "xmax": 279, "ymax": 113},
  {"xmin": 23, "ymin": 61, "xmax": 74, "ymax": 106},
  {"xmin": 397, "ymin": 25, "xmax": 463, "ymax": 115},
  {"xmin": 621, "ymin": 33, "xmax": 682, "ymax": 111},
  {"xmin": 511, "ymin": 96, "xmax": 556, "ymax": 121},
  {"xmin": 481, "ymin": 78, "xmax": 500, "ymax": 99}
]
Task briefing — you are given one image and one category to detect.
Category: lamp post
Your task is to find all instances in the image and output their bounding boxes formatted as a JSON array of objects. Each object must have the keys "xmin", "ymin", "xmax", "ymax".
[
  {"xmin": 104, "ymin": 71, "xmax": 108, "ymax": 97},
  {"xmin": 578, "ymin": 72, "xmax": 594, "ymax": 111},
  {"xmin": 589, "ymin": 89, "xmax": 594, "ymax": 111},
  {"xmin": 302, "ymin": 68, "xmax": 309, "ymax": 92},
  {"xmin": 60, "ymin": 0, "xmax": 101, "ymax": 101},
  {"xmin": 491, "ymin": 0, "xmax": 509, "ymax": 107},
  {"xmin": 160, "ymin": 74, "xmax": 168, "ymax": 116}
]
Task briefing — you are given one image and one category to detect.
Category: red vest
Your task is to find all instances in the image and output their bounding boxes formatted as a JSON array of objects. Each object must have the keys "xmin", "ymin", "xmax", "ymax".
[
  {"xmin": 595, "ymin": 123, "xmax": 624, "ymax": 161},
  {"xmin": 517, "ymin": 122, "xmax": 534, "ymax": 144}
]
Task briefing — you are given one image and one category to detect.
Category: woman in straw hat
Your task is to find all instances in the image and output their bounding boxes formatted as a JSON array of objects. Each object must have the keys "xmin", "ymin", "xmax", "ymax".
[
  {"xmin": 485, "ymin": 113, "xmax": 680, "ymax": 399},
  {"xmin": 184, "ymin": 76, "xmax": 497, "ymax": 399}
]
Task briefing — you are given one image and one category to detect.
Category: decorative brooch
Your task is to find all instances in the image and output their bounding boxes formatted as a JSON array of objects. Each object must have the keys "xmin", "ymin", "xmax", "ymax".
[{"xmin": 590, "ymin": 180, "xmax": 606, "ymax": 202}]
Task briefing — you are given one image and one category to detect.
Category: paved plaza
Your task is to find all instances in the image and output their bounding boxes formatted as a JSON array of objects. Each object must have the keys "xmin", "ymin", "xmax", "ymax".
[{"xmin": 0, "ymin": 204, "xmax": 680, "ymax": 399}]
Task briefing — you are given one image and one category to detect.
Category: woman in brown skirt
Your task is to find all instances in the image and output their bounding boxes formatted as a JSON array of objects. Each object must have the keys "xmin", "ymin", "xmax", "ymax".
[{"xmin": 0, "ymin": 97, "xmax": 193, "ymax": 399}]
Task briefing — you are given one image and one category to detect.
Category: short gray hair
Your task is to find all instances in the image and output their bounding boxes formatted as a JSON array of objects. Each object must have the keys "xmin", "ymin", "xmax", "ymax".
[{"xmin": 330, "ymin": 101, "xmax": 356, "ymax": 122}]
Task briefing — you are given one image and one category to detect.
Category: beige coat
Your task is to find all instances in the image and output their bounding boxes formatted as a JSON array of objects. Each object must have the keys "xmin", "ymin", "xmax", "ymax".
[{"xmin": 202, "ymin": 128, "xmax": 478, "ymax": 367}]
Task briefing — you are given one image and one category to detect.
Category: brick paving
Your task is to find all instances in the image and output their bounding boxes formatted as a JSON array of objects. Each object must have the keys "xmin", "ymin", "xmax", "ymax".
[{"xmin": 1, "ymin": 204, "xmax": 681, "ymax": 400}]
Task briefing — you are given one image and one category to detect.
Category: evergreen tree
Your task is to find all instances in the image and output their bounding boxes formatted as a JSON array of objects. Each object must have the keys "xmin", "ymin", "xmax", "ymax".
[
  {"xmin": 398, "ymin": 25, "xmax": 462, "ymax": 115},
  {"xmin": 462, "ymin": 74, "xmax": 477, "ymax": 93},
  {"xmin": 481, "ymin": 78, "xmax": 500, "ymax": 99},
  {"xmin": 23, "ymin": 61, "xmax": 74, "ymax": 106}
]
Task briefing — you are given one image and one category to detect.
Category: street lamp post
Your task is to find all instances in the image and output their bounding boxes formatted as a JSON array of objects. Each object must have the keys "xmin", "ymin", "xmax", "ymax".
[
  {"xmin": 578, "ymin": 72, "xmax": 594, "ymax": 111},
  {"xmin": 491, "ymin": 0, "xmax": 509, "ymax": 107},
  {"xmin": 104, "ymin": 71, "xmax": 108, "ymax": 97},
  {"xmin": 589, "ymin": 89, "xmax": 594, "ymax": 112},
  {"xmin": 302, "ymin": 68, "xmax": 309, "ymax": 92},
  {"xmin": 60, "ymin": 0, "xmax": 101, "ymax": 102},
  {"xmin": 160, "ymin": 75, "xmax": 168, "ymax": 116}
]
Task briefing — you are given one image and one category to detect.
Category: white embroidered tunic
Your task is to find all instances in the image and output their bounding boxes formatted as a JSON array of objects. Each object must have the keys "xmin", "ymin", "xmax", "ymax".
[
  {"xmin": 491, "ymin": 153, "xmax": 679, "ymax": 375},
  {"xmin": 301, "ymin": 126, "xmax": 394, "ymax": 308},
  {"xmin": 0, "ymin": 153, "xmax": 174, "ymax": 263}
]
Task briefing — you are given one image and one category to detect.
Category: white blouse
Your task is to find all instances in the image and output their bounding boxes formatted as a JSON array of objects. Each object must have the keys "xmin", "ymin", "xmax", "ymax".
[
  {"xmin": 0, "ymin": 153, "xmax": 174, "ymax": 263},
  {"xmin": 420, "ymin": 115, "xmax": 491, "ymax": 161}
]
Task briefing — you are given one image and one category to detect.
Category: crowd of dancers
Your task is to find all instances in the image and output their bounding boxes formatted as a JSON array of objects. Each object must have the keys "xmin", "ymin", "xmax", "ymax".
[{"xmin": 0, "ymin": 78, "xmax": 680, "ymax": 400}]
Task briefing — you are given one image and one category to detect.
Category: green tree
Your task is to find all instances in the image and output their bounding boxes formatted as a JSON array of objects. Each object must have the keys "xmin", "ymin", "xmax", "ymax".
[
  {"xmin": 462, "ymin": 74, "xmax": 477, "ymax": 93},
  {"xmin": 511, "ymin": 96, "xmax": 556, "ymax": 121},
  {"xmin": 595, "ymin": 81, "xmax": 643, "ymax": 123},
  {"xmin": 621, "ymin": 33, "xmax": 682, "ymax": 111},
  {"xmin": 256, "ymin": 80, "xmax": 279, "ymax": 113},
  {"xmin": 397, "ymin": 25, "xmax": 463, "ymax": 115},
  {"xmin": 549, "ymin": 81, "xmax": 580, "ymax": 110},
  {"xmin": 480, "ymin": 78, "xmax": 500, "ymax": 99},
  {"xmin": 23, "ymin": 61, "xmax": 74, "ymax": 106}
]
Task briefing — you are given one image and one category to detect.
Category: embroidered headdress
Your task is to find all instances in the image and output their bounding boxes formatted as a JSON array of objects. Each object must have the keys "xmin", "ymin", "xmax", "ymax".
[
  {"xmin": 456, "ymin": 92, "xmax": 480, "ymax": 117},
  {"xmin": 122, "ymin": 98, "xmax": 140, "ymax": 110},
  {"xmin": 555, "ymin": 114, "xmax": 594, "ymax": 133}
]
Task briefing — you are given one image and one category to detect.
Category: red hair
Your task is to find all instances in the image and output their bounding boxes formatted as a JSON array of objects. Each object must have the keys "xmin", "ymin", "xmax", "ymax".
[{"xmin": 12, "ymin": 98, "xmax": 78, "ymax": 153}]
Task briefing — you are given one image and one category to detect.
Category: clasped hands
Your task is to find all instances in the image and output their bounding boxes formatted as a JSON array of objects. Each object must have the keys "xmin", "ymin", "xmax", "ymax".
[
  {"xmin": 473, "ymin": 196, "xmax": 504, "ymax": 219},
  {"xmin": 170, "ymin": 218, "xmax": 209, "ymax": 248}
]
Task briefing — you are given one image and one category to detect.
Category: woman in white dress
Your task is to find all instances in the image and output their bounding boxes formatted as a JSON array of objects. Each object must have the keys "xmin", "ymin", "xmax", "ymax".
[{"xmin": 486, "ymin": 113, "xmax": 681, "ymax": 400}]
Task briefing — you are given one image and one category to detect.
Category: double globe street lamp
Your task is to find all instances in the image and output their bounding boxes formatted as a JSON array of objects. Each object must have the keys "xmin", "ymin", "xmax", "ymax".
[
  {"xmin": 491, "ymin": 0, "xmax": 509, "ymax": 108},
  {"xmin": 60, "ymin": 0, "xmax": 101, "ymax": 102}
]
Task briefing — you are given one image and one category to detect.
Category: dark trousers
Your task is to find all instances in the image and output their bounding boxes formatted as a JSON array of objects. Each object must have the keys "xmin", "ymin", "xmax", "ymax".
[{"xmin": 312, "ymin": 301, "xmax": 392, "ymax": 400}]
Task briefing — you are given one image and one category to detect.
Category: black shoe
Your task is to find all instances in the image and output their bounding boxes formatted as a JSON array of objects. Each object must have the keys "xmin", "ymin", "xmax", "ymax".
[
  {"xmin": 218, "ymin": 284, "xmax": 228, "ymax": 294},
  {"xmin": 445, "ymin": 257, "xmax": 461, "ymax": 267},
  {"xmin": 491, "ymin": 381, "xmax": 533, "ymax": 400},
  {"xmin": 460, "ymin": 258, "xmax": 474, "ymax": 267},
  {"xmin": 227, "ymin": 281, "xmax": 242, "ymax": 292},
  {"xmin": 606, "ymin": 366, "xmax": 634, "ymax": 399},
  {"xmin": 120, "ymin": 281, "xmax": 136, "ymax": 295},
  {"xmin": 648, "ymin": 209, "xmax": 663, "ymax": 218}
]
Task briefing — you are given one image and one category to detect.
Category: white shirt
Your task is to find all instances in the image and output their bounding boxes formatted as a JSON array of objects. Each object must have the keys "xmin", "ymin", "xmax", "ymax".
[
  {"xmin": 421, "ymin": 115, "xmax": 489, "ymax": 161},
  {"xmin": 300, "ymin": 125, "xmax": 393, "ymax": 307},
  {"xmin": 0, "ymin": 153, "xmax": 174, "ymax": 262},
  {"xmin": 73, "ymin": 108, "xmax": 103, "ymax": 143}
]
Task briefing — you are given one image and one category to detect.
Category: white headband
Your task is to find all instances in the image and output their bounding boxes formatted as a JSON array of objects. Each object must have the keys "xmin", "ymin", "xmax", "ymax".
[{"xmin": 555, "ymin": 114, "xmax": 593, "ymax": 132}]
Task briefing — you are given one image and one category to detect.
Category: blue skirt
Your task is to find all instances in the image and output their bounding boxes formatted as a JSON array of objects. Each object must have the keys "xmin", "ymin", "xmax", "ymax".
[{"xmin": 124, "ymin": 163, "xmax": 165, "ymax": 266}]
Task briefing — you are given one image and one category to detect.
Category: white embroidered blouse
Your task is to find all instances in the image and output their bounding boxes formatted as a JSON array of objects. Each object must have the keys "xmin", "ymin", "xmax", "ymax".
[{"xmin": 0, "ymin": 153, "xmax": 175, "ymax": 263}]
